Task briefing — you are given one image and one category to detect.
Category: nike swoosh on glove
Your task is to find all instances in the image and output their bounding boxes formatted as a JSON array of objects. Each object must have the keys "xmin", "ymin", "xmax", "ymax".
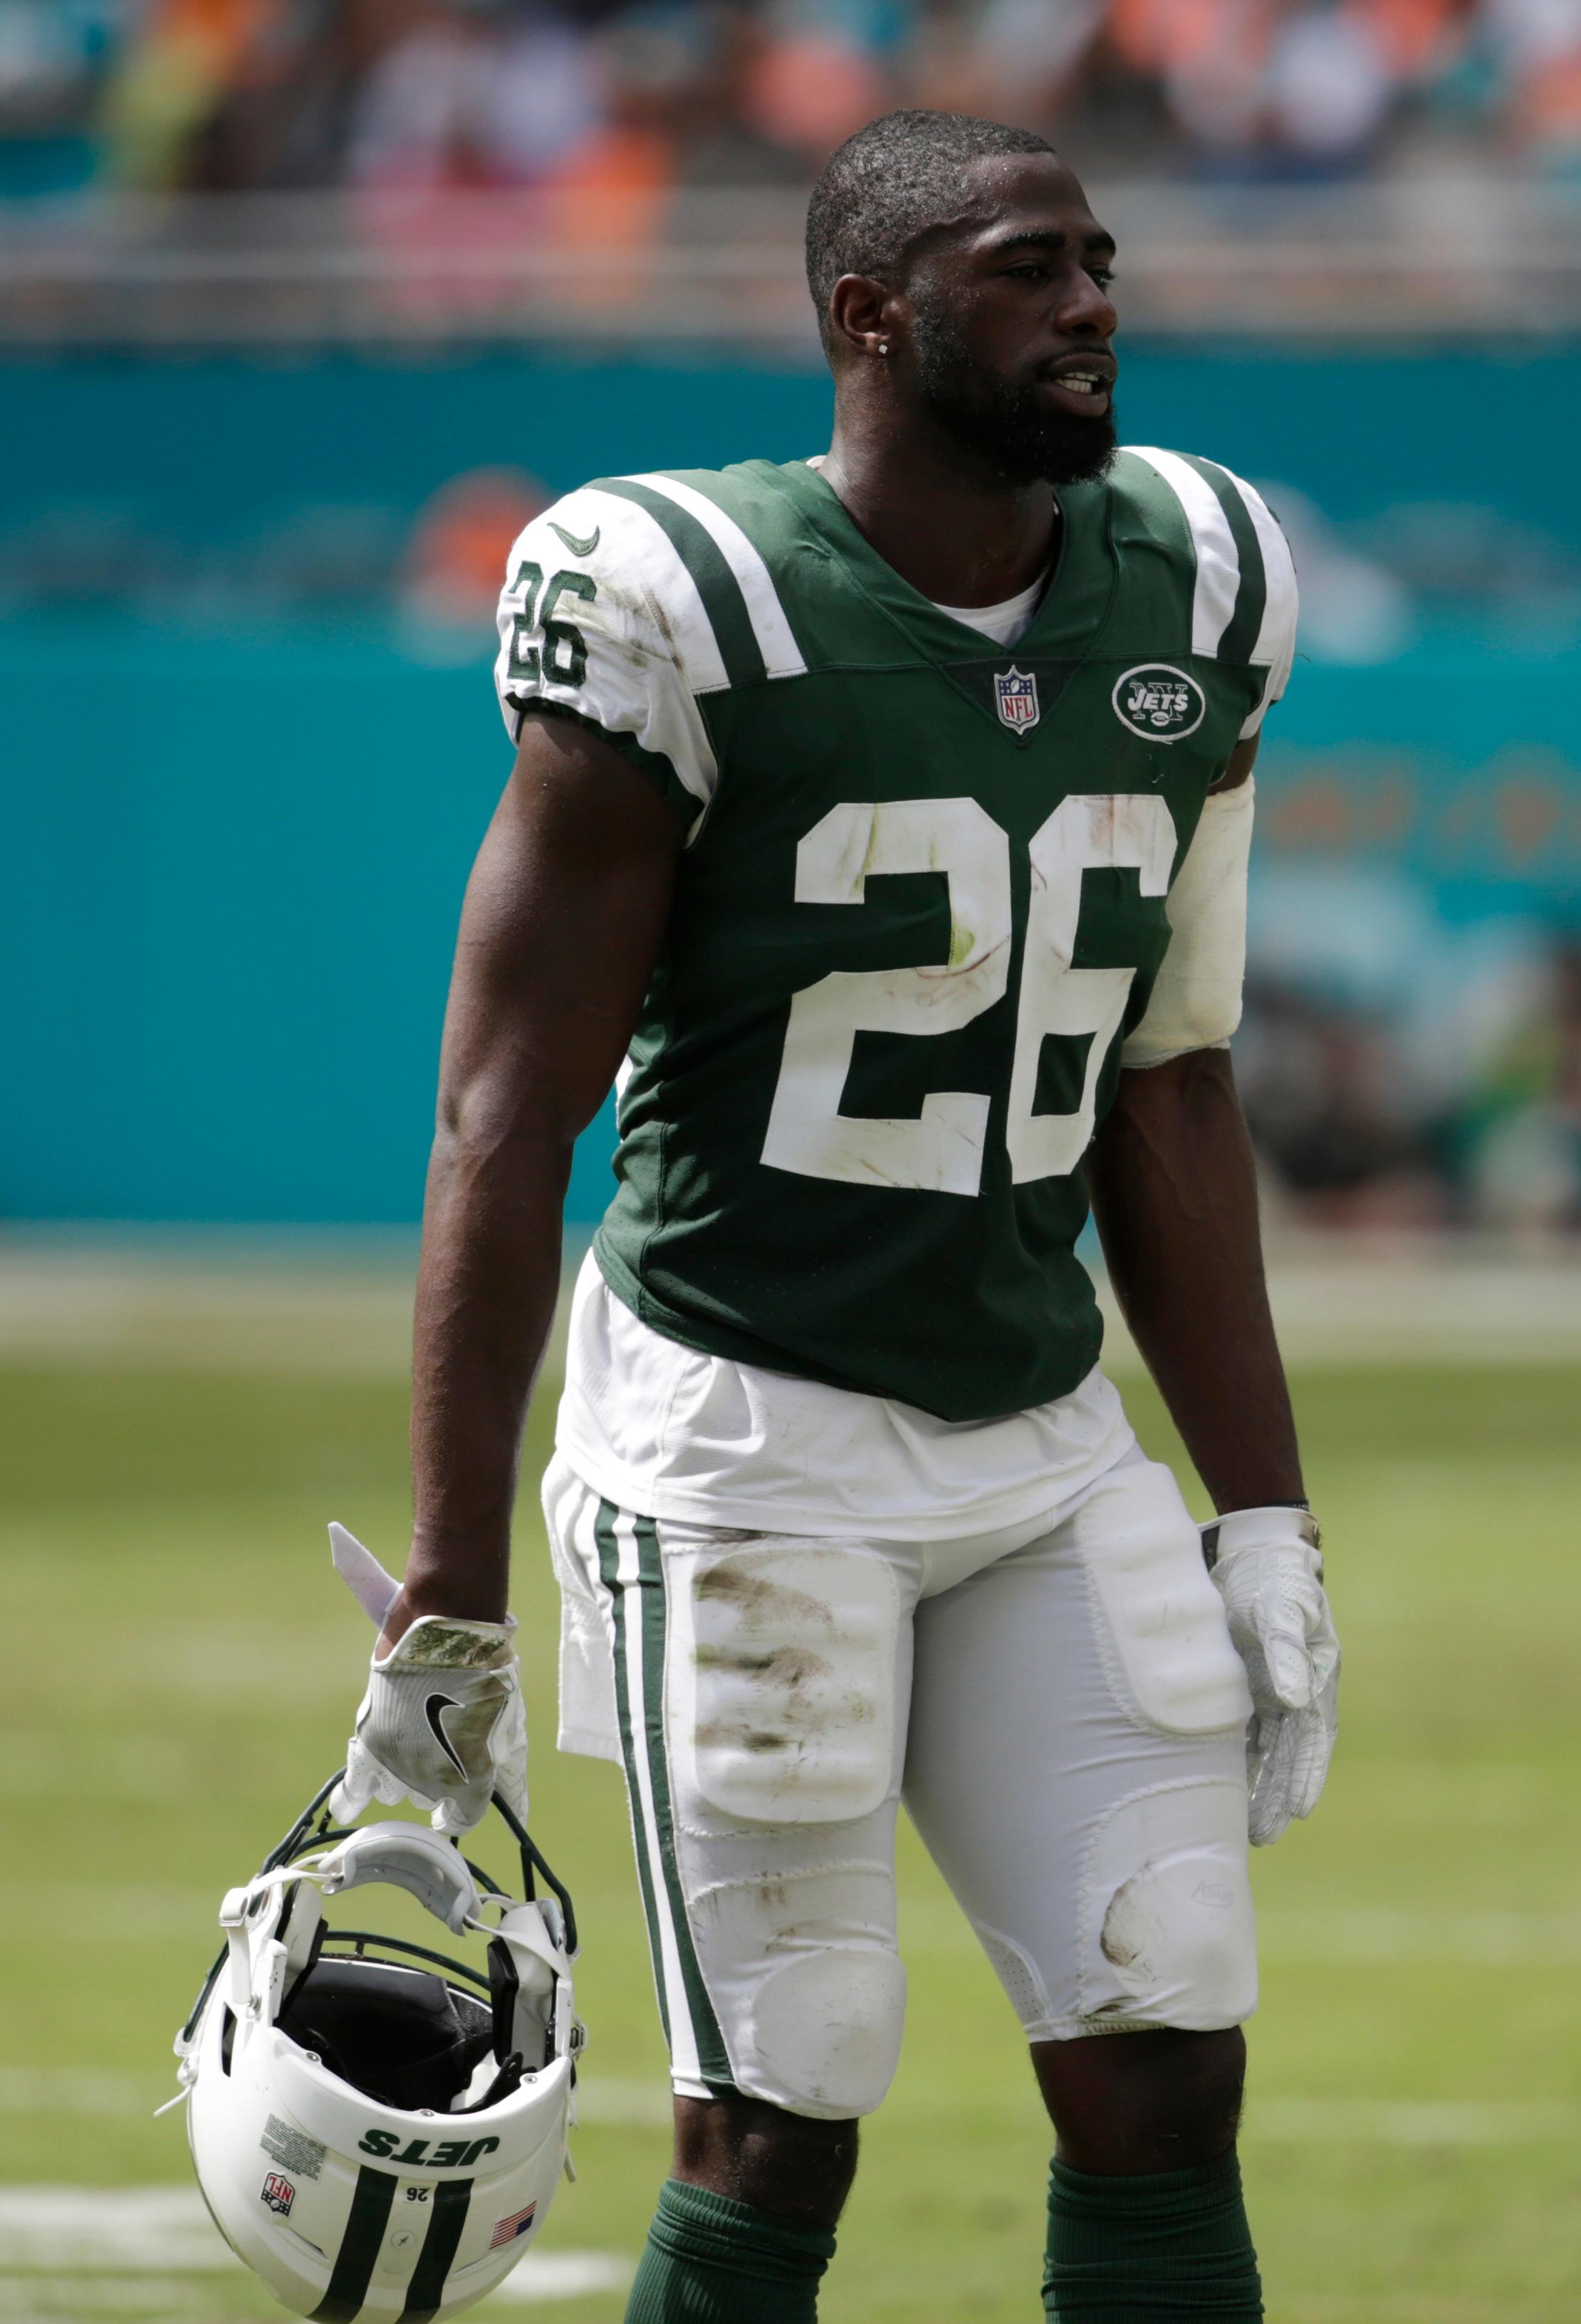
[
  {"xmin": 327, "ymin": 1523, "xmax": 528, "ymax": 1838},
  {"xmin": 1204, "ymin": 1506, "xmax": 1340, "ymax": 1848}
]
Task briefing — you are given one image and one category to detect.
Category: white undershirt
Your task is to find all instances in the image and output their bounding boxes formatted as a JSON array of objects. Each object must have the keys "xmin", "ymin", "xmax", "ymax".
[
  {"xmin": 555, "ymin": 1254, "xmax": 1135, "ymax": 1539},
  {"xmin": 930, "ymin": 570, "xmax": 1048, "ymax": 647}
]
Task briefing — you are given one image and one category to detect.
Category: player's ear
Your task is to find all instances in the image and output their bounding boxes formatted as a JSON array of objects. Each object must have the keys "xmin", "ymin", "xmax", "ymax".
[{"xmin": 827, "ymin": 273, "xmax": 896, "ymax": 365}]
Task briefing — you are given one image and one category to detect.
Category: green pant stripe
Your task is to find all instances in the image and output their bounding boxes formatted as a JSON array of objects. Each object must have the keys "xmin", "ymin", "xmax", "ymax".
[
  {"xmin": 1179, "ymin": 453, "xmax": 1267, "ymax": 668},
  {"xmin": 587, "ymin": 477, "xmax": 768, "ymax": 689},
  {"xmin": 632, "ymin": 1514, "xmax": 732, "ymax": 2085},
  {"xmin": 593, "ymin": 1499, "xmax": 671, "ymax": 2048}
]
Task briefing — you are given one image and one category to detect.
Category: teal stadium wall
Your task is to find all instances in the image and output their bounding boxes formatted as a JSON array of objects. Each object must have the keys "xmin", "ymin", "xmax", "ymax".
[{"xmin": 6, "ymin": 351, "xmax": 1581, "ymax": 1224}]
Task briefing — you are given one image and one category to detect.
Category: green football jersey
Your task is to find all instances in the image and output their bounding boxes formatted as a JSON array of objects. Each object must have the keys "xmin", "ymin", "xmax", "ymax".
[{"xmin": 494, "ymin": 451, "xmax": 1296, "ymax": 1422}]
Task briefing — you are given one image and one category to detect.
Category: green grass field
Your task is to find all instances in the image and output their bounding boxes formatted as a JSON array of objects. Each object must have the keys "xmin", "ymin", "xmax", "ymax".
[{"xmin": 4, "ymin": 1302, "xmax": 1580, "ymax": 2323}]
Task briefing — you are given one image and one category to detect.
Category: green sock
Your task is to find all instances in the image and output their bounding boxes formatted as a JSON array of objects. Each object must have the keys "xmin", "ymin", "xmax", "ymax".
[
  {"xmin": 625, "ymin": 2177, "xmax": 837, "ymax": 2323},
  {"xmin": 1043, "ymin": 2150, "xmax": 1263, "ymax": 2320}
]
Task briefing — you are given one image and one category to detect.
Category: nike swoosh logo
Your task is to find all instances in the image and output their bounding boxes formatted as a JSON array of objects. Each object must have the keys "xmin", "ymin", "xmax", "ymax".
[
  {"xmin": 424, "ymin": 1692, "xmax": 468, "ymax": 1779},
  {"xmin": 548, "ymin": 521, "xmax": 600, "ymax": 558}
]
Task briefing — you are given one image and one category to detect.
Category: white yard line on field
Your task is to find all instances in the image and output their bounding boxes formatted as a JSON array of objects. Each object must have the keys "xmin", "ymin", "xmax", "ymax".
[
  {"xmin": 0, "ymin": 2190, "xmax": 631, "ymax": 2303},
  {"xmin": 0, "ymin": 2192, "xmax": 225, "ymax": 2271},
  {"xmin": 0, "ymin": 2283, "xmax": 209, "ymax": 2315}
]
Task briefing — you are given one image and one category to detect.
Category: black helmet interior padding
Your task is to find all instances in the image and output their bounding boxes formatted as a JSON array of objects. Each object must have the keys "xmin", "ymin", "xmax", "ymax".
[{"xmin": 277, "ymin": 1959, "xmax": 495, "ymax": 2113}]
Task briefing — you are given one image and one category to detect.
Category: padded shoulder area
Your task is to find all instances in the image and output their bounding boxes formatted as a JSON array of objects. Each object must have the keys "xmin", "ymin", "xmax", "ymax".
[{"xmin": 494, "ymin": 483, "xmax": 726, "ymax": 822}]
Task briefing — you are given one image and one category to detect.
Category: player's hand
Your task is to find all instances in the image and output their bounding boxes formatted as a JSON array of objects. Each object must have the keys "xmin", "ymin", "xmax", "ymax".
[
  {"xmin": 1204, "ymin": 1507, "xmax": 1339, "ymax": 1848},
  {"xmin": 327, "ymin": 1523, "xmax": 528, "ymax": 1838}
]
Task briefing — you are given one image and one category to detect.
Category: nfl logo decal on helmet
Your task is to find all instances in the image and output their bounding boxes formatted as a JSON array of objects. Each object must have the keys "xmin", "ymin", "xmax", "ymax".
[
  {"xmin": 994, "ymin": 666, "xmax": 1040, "ymax": 730},
  {"xmin": 168, "ymin": 1776, "xmax": 583, "ymax": 2323}
]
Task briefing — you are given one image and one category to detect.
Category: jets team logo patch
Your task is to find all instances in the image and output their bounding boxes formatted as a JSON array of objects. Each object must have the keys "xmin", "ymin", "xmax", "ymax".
[
  {"xmin": 1112, "ymin": 664, "xmax": 1206, "ymax": 742},
  {"xmin": 994, "ymin": 666, "xmax": 1040, "ymax": 731},
  {"xmin": 261, "ymin": 2173, "xmax": 295, "ymax": 2216}
]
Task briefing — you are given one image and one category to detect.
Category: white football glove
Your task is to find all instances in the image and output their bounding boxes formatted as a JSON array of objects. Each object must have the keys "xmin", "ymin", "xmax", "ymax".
[
  {"xmin": 1204, "ymin": 1506, "xmax": 1340, "ymax": 1848},
  {"xmin": 327, "ymin": 1523, "xmax": 528, "ymax": 1839}
]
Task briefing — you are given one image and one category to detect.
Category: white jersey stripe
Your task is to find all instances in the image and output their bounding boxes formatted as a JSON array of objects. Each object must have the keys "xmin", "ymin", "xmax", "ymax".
[
  {"xmin": 627, "ymin": 473, "xmax": 808, "ymax": 680},
  {"xmin": 1219, "ymin": 470, "xmax": 1299, "ymax": 733},
  {"xmin": 573, "ymin": 487, "xmax": 729, "ymax": 702},
  {"xmin": 1125, "ymin": 446, "xmax": 1242, "ymax": 658},
  {"xmin": 612, "ymin": 1509, "xmax": 703, "ymax": 2088},
  {"xmin": 1226, "ymin": 472, "xmax": 1298, "ymax": 671}
]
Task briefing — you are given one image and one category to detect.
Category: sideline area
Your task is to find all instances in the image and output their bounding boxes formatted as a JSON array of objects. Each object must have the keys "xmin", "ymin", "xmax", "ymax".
[{"xmin": 3, "ymin": 1231, "xmax": 1578, "ymax": 1375}]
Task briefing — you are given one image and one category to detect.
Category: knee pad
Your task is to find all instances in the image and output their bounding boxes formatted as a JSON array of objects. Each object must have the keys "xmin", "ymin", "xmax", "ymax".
[
  {"xmin": 1073, "ymin": 1463, "xmax": 1252, "ymax": 1736},
  {"xmin": 1078, "ymin": 1781, "xmax": 1257, "ymax": 2030},
  {"xmin": 692, "ymin": 1863, "xmax": 907, "ymax": 2120},
  {"xmin": 669, "ymin": 1540, "xmax": 902, "ymax": 1828}
]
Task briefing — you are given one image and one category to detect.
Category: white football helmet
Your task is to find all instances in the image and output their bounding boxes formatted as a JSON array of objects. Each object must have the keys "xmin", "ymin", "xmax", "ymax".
[{"xmin": 170, "ymin": 1777, "xmax": 583, "ymax": 2321}]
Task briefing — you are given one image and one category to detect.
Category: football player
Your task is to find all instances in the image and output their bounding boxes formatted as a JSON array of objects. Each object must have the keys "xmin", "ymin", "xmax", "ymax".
[{"xmin": 335, "ymin": 109, "xmax": 1339, "ymax": 2322}]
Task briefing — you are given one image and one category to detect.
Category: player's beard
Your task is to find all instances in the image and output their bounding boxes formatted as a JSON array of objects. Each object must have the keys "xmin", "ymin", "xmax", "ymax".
[{"xmin": 909, "ymin": 302, "xmax": 1117, "ymax": 488}]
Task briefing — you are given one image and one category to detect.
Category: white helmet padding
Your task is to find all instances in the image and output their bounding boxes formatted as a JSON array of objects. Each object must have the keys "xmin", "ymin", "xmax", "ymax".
[{"xmin": 171, "ymin": 1778, "xmax": 583, "ymax": 2323}]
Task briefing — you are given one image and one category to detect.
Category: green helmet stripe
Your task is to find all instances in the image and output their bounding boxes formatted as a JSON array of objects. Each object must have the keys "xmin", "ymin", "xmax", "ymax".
[
  {"xmin": 397, "ymin": 2178, "xmax": 473, "ymax": 2322},
  {"xmin": 311, "ymin": 2165, "xmax": 397, "ymax": 2321}
]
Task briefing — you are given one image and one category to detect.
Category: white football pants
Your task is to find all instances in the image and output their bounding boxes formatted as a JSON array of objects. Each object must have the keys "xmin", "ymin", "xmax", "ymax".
[{"xmin": 543, "ymin": 1450, "xmax": 1256, "ymax": 2122}]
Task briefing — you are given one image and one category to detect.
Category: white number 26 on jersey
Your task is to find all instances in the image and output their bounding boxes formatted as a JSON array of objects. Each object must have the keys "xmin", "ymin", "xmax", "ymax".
[{"xmin": 760, "ymin": 794, "xmax": 1176, "ymax": 1195}]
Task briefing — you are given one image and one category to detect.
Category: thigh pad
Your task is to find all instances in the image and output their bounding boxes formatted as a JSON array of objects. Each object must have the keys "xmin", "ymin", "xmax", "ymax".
[
  {"xmin": 669, "ymin": 1539, "xmax": 902, "ymax": 1828},
  {"xmin": 1078, "ymin": 1778, "xmax": 1257, "ymax": 2030},
  {"xmin": 1075, "ymin": 1463, "xmax": 1252, "ymax": 1736},
  {"xmin": 691, "ymin": 1862, "xmax": 907, "ymax": 2118}
]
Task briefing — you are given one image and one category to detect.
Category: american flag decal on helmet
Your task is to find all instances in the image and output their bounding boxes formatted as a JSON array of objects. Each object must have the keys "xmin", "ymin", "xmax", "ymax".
[{"xmin": 489, "ymin": 2202, "xmax": 537, "ymax": 2249}]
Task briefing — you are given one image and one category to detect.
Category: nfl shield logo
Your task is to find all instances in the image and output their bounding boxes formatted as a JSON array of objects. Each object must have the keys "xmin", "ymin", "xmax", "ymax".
[
  {"xmin": 994, "ymin": 666, "xmax": 1039, "ymax": 731},
  {"xmin": 261, "ymin": 2174, "xmax": 295, "ymax": 2216}
]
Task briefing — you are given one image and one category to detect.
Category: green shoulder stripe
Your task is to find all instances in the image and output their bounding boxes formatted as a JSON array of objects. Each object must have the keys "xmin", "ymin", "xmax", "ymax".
[
  {"xmin": 588, "ymin": 477, "xmax": 767, "ymax": 689},
  {"xmin": 1179, "ymin": 454, "xmax": 1267, "ymax": 666}
]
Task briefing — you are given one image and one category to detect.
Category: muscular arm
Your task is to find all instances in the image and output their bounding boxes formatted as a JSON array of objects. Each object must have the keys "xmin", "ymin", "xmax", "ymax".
[
  {"xmin": 1087, "ymin": 736, "xmax": 1305, "ymax": 1513},
  {"xmin": 387, "ymin": 713, "xmax": 683, "ymax": 1645},
  {"xmin": 1087, "ymin": 1048, "xmax": 1301, "ymax": 1512}
]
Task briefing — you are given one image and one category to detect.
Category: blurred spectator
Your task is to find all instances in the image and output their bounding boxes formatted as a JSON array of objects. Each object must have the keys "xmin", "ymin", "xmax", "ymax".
[
  {"xmin": 348, "ymin": 1, "xmax": 600, "ymax": 191},
  {"xmin": 399, "ymin": 464, "xmax": 548, "ymax": 657},
  {"xmin": 1236, "ymin": 980, "xmax": 1451, "ymax": 1225},
  {"xmin": 1461, "ymin": 938, "xmax": 1581, "ymax": 1228},
  {"xmin": 0, "ymin": 0, "xmax": 120, "ymax": 197},
  {"xmin": 1483, "ymin": 0, "xmax": 1581, "ymax": 166},
  {"xmin": 99, "ymin": 0, "xmax": 276, "ymax": 189},
  {"xmin": 736, "ymin": 0, "xmax": 895, "ymax": 162},
  {"xmin": 1263, "ymin": 6, "xmax": 1397, "ymax": 173}
]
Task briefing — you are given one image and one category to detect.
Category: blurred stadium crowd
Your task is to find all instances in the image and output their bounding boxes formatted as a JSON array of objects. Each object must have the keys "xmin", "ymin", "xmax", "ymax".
[{"xmin": 2, "ymin": 0, "xmax": 1581, "ymax": 206}]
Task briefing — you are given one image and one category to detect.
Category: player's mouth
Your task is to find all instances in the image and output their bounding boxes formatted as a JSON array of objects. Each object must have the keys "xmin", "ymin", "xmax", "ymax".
[{"xmin": 1040, "ymin": 357, "xmax": 1115, "ymax": 418}]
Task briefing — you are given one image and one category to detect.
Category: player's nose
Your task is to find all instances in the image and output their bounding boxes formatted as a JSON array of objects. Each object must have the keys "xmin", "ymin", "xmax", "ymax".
[{"xmin": 1054, "ymin": 266, "xmax": 1117, "ymax": 340}]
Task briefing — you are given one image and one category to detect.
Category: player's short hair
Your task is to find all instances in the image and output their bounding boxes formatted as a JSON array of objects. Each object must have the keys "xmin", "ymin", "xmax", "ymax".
[{"xmin": 805, "ymin": 110, "xmax": 1056, "ymax": 345}]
